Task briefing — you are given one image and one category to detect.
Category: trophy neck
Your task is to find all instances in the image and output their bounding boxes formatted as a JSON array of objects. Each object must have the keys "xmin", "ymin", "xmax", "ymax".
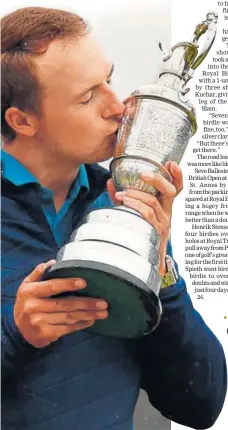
[
  {"xmin": 157, "ymin": 72, "xmax": 185, "ymax": 93},
  {"xmin": 157, "ymin": 42, "xmax": 196, "ymax": 95}
]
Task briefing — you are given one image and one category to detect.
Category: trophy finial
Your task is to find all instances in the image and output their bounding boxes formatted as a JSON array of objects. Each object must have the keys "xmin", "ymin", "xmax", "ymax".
[
  {"xmin": 158, "ymin": 11, "xmax": 218, "ymax": 93},
  {"xmin": 190, "ymin": 10, "xmax": 218, "ymax": 70}
]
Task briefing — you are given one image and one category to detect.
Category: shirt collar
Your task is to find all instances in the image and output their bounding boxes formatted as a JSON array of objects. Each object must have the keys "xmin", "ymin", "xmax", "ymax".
[
  {"xmin": 77, "ymin": 163, "xmax": 89, "ymax": 191},
  {"xmin": 1, "ymin": 149, "xmax": 90, "ymax": 191},
  {"xmin": 1, "ymin": 150, "xmax": 38, "ymax": 185}
]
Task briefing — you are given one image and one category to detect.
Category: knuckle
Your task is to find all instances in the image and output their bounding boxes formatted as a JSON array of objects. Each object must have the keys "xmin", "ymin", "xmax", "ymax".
[
  {"xmin": 18, "ymin": 283, "xmax": 30, "ymax": 297},
  {"xmin": 29, "ymin": 327, "xmax": 53, "ymax": 348},
  {"xmin": 154, "ymin": 173, "xmax": 163, "ymax": 184},
  {"xmin": 31, "ymin": 264, "xmax": 45, "ymax": 279},
  {"xmin": 22, "ymin": 275, "xmax": 30, "ymax": 283},
  {"xmin": 37, "ymin": 263, "xmax": 46, "ymax": 272},
  {"xmin": 48, "ymin": 280, "xmax": 57, "ymax": 294},
  {"xmin": 159, "ymin": 230, "xmax": 166, "ymax": 239},
  {"xmin": 31, "ymin": 314, "xmax": 43, "ymax": 326},
  {"xmin": 65, "ymin": 312, "xmax": 78, "ymax": 323},
  {"xmin": 150, "ymin": 196, "xmax": 159, "ymax": 208},
  {"xmin": 24, "ymin": 299, "xmax": 36, "ymax": 314},
  {"xmin": 147, "ymin": 208, "xmax": 155, "ymax": 223},
  {"xmin": 151, "ymin": 173, "xmax": 159, "ymax": 182},
  {"xmin": 56, "ymin": 299, "xmax": 67, "ymax": 311},
  {"xmin": 160, "ymin": 227, "xmax": 169, "ymax": 239},
  {"xmin": 62, "ymin": 301, "xmax": 73, "ymax": 312},
  {"xmin": 169, "ymin": 186, "xmax": 177, "ymax": 198},
  {"xmin": 130, "ymin": 198, "xmax": 140, "ymax": 210}
]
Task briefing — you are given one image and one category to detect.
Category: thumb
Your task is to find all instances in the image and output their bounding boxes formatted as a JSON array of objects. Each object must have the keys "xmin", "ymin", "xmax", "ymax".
[
  {"xmin": 24, "ymin": 259, "xmax": 56, "ymax": 283},
  {"xmin": 106, "ymin": 179, "xmax": 121, "ymax": 205}
]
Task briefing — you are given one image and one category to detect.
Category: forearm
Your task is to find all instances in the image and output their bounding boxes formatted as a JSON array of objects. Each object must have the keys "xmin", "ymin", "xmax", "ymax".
[{"xmin": 139, "ymin": 277, "xmax": 227, "ymax": 429}]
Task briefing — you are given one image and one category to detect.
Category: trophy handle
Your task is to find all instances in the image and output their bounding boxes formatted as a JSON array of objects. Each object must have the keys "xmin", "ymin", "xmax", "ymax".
[
  {"xmin": 158, "ymin": 11, "xmax": 218, "ymax": 93},
  {"xmin": 189, "ymin": 10, "xmax": 218, "ymax": 70}
]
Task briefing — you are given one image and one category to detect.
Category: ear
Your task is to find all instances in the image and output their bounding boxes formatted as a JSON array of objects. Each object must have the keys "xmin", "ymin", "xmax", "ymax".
[{"xmin": 4, "ymin": 107, "xmax": 39, "ymax": 138}]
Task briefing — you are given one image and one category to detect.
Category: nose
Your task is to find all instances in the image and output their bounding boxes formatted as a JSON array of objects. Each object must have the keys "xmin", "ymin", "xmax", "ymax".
[{"xmin": 101, "ymin": 87, "xmax": 125, "ymax": 120}]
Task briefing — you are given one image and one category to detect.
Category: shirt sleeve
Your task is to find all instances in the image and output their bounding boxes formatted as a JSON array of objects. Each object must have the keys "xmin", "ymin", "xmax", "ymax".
[
  {"xmin": 138, "ymin": 241, "xmax": 227, "ymax": 429},
  {"xmin": 1, "ymin": 292, "xmax": 38, "ymax": 382}
]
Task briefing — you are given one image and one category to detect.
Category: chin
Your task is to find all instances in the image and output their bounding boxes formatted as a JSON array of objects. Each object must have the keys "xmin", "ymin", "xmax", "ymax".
[
  {"xmin": 85, "ymin": 136, "xmax": 116, "ymax": 164},
  {"xmin": 95, "ymin": 154, "xmax": 113, "ymax": 165},
  {"xmin": 85, "ymin": 152, "xmax": 112, "ymax": 166},
  {"xmin": 96, "ymin": 145, "xmax": 115, "ymax": 163}
]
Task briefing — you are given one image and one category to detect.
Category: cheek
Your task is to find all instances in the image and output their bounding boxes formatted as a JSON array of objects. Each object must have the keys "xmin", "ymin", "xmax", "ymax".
[
  {"xmin": 40, "ymin": 102, "xmax": 103, "ymax": 141},
  {"xmin": 70, "ymin": 111, "xmax": 103, "ymax": 138},
  {"xmin": 41, "ymin": 98, "xmax": 73, "ymax": 127},
  {"xmin": 39, "ymin": 105, "xmax": 65, "ymax": 134}
]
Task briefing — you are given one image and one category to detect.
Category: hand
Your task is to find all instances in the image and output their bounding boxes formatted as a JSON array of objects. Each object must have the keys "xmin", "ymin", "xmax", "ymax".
[
  {"xmin": 14, "ymin": 260, "xmax": 108, "ymax": 348},
  {"xmin": 107, "ymin": 161, "xmax": 183, "ymax": 276}
]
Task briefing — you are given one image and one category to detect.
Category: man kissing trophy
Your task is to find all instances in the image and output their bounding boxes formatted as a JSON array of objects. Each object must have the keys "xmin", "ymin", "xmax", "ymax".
[{"xmin": 45, "ymin": 11, "xmax": 218, "ymax": 338}]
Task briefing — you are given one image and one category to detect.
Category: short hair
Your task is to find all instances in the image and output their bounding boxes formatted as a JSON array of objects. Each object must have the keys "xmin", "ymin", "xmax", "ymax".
[{"xmin": 1, "ymin": 7, "xmax": 89, "ymax": 141}]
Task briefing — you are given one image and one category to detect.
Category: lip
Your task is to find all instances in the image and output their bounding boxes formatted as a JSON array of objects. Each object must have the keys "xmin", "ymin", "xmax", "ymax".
[
  {"xmin": 109, "ymin": 116, "xmax": 124, "ymax": 136},
  {"xmin": 108, "ymin": 129, "xmax": 119, "ymax": 137}
]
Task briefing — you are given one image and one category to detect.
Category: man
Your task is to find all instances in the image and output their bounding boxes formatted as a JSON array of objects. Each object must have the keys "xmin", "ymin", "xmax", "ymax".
[{"xmin": 1, "ymin": 7, "xmax": 227, "ymax": 430}]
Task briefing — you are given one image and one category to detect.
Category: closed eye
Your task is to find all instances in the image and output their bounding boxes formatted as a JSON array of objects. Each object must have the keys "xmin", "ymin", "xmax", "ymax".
[
  {"xmin": 81, "ymin": 92, "xmax": 93, "ymax": 105},
  {"xmin": 81, "ymin": 78, "xmax": 113, "ymax": 105}
]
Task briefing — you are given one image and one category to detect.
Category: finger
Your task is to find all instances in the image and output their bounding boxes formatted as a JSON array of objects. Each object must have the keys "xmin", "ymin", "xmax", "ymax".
[
  {"xmin": 122, "ymin": 196, "xmax": 161, "ymax": 233},
  {"xmin": 164, "ymin": 160, "xmax": 172, "ymax": 171},
  {"xmin": 31, "ymin": 309, "xmax": 108, "ymax": 326},
  {"xmin": 24, "ymin": 296, "xmax": 109, "ymax": 313},
  {"xmin": 24, "ymin": 260, "xmax": 56, "ymax": 283},
  {"xmin": 22, "ymin": 277, "xmax": 87, "ymax": 298},
  {"xmin": 165, "ymin": 161, "xmax": 183, "ymax": 196},
  {"xmin": 106, "ymin": 179, "xmax": 121, "ymax": 205},
  {"xmin": 140, "ymin": 172, "xmax": 176, "ymax": 213},
  {"xmin": 115, "ymin": 190, "xmax": 164, "ymax": 223},
  {"xmin": 50, "ymin": 320, "xmax": 96, "ymax": 340},
  {"xmin": 140, "ymin": 172, "xmax": 176, "ymax": 198}
]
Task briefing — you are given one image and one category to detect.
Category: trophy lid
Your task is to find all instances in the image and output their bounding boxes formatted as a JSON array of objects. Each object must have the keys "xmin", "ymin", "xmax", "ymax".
[
  {"xmin": 131, "ymin": 11, "xmax": 218, "ymax": 134},
  {"xmin": 158, "ymin": 11, "xmax": 218, "ymax": 91}
]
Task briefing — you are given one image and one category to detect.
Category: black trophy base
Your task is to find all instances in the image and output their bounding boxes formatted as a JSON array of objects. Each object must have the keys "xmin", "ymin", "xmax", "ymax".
[{"xmin": 44, "ymin": 260, "xmax": 162, "ymax": 339}]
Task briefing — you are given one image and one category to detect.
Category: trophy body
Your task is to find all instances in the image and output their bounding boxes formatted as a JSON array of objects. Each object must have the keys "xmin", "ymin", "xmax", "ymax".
[{"xmin": 45, "ymin": 12, "xmax": 218, "ymax": 338}]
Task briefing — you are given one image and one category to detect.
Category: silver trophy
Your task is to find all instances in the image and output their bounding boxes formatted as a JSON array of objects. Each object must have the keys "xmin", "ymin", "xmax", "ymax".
[{"xmin": 45, "ymin": 12, "xmax": 218, "ymax": 338}]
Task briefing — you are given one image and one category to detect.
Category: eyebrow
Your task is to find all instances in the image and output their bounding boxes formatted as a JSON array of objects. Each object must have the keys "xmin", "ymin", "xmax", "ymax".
[{"xmin": 77, "ymin": 63, "xmax": 115, "ymax": 99}]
